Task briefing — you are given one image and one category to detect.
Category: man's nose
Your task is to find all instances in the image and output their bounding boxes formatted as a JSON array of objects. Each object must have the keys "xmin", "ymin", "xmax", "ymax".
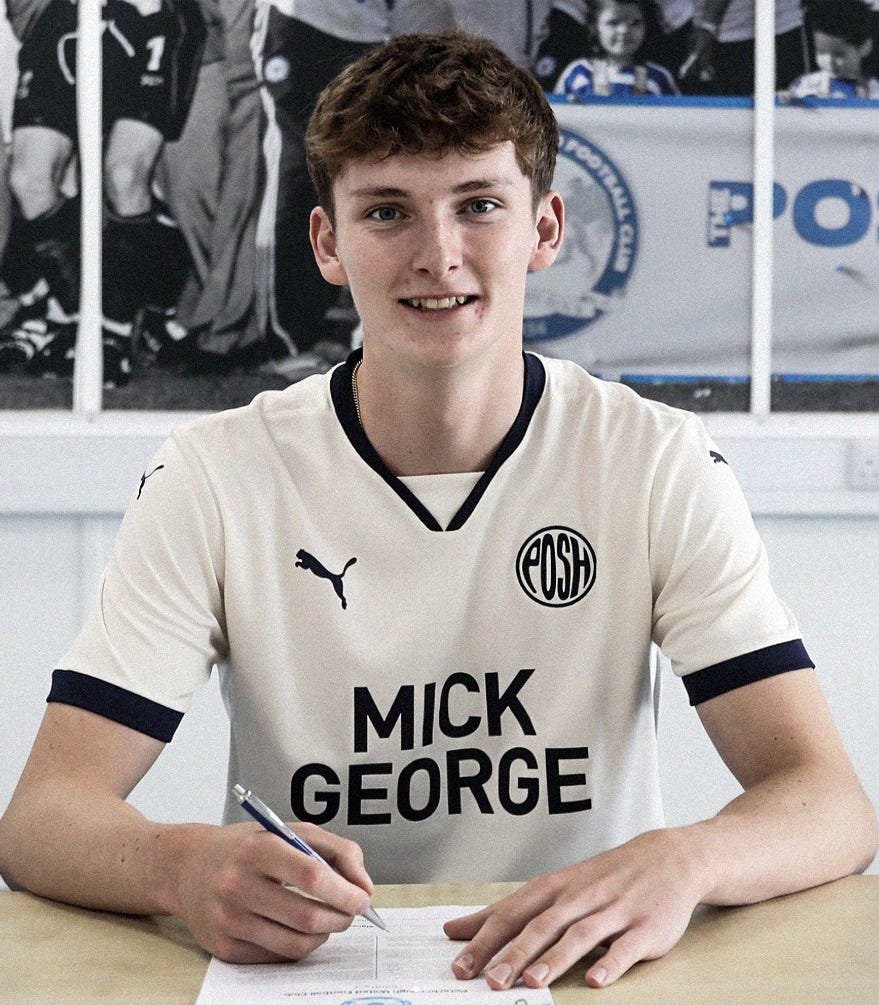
[{"xmin": 412, "ymin": 216, "xmax": 462, "ymax": 277}]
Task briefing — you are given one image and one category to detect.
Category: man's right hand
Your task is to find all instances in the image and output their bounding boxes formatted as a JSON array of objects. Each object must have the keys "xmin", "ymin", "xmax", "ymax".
[{"xmin": 171, "ymin": 819, "xmax": 375, "ymax": 962}]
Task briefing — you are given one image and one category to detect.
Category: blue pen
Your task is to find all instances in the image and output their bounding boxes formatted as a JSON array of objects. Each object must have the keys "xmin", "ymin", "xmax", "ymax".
[{"xmin": 232, "ymin": 784, "xmax": 388, "ymax": 932}]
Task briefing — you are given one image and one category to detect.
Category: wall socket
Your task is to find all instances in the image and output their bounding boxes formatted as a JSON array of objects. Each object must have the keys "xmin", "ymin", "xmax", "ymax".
[{"xmin": 848, "ymin": 440, "xmax": 879, "ymax": 490}]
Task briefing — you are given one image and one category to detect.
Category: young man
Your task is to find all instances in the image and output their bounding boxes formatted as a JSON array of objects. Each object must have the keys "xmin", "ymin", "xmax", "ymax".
[{"xmin": 0, "ymin": 32, "xmax": 875, "ymax": 991}]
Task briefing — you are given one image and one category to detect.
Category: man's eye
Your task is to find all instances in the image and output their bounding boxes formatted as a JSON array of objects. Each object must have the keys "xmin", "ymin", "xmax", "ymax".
[
  {"xmin": 369, "ymin": 206, "xmax": 399, "ymax": 222},
  {"xmin": 468, "ymin": 199, "xmax": 499, "ymax": 215}
]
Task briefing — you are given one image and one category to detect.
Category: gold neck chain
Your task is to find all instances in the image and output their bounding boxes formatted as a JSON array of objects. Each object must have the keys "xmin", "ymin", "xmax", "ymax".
[{"xmin": 351, "ymin": 359, "xmax": 363, "ymax": 427}]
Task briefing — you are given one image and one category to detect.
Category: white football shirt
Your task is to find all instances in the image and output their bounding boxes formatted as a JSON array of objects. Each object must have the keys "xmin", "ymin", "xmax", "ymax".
[{"xmin": 53, "ymin": 353, "xmax": 811, "ymax": 882}]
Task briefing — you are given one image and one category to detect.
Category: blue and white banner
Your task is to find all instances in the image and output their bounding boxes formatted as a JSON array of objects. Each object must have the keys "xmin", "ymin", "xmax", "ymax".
[{"xmin": 527, "ymin": 97, "xmax": 879, "ymax": 377}]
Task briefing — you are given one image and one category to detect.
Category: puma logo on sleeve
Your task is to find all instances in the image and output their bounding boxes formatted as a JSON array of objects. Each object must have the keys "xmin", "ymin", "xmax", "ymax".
[{"xmin": 137, "ymin": 464, "xmax": 165, "ymax": 498}]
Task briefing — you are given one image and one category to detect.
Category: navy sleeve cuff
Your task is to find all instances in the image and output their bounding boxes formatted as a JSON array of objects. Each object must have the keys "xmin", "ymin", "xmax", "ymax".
[
  {"xmin": 47, "ymin": 669, "xmax": 184, "ymax": 742},
  {"xmin": 683, "ymin": 640, "xmax": 815, "ymax": 706}
]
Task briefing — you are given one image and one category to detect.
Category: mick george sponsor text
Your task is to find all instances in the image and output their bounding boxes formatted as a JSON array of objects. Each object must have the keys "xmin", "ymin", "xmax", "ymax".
[{"xmin": 289, "ymin": 669, "xmax": 592, "ymax": 825}]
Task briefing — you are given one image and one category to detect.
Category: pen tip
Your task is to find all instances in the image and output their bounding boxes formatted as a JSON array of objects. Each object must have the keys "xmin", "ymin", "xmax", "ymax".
[{"xmin": 364, "ymin": 905, "xmax": 388, "ymax": 931}]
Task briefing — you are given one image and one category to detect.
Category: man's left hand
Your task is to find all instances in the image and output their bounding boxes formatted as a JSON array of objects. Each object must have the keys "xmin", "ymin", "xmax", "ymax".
[{"xmin": 443, "ymin": 828, "xmax": 702, "ymax": 989}]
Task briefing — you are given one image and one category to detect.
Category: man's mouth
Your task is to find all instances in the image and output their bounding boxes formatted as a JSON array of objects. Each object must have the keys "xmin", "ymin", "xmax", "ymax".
[{"xmin": 401, "ymin": 295, "xmax": 476, "ymax": 310}]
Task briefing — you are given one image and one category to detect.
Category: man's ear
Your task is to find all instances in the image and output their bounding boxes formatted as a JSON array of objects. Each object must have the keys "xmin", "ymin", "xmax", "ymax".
[
  {"xmin": 529, "ymin": 191, "xmax": 565, "ymax": 272},
  {"xmin": 310, "ymin": 206, "xmax": 349, "ymax": 286}
]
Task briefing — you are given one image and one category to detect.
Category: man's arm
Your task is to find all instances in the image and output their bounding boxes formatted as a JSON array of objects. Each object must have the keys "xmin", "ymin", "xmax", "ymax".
[
  {"xmin": 679, "ymin": 666, "xmax": 876, "ymax": 904},
  {"xmin": 444, "ymin": 668, "xmax": 878, "ymax": 989},
  {"xmin": 0, "ymin": 703, "xmax": 375, "ymax": 963}
]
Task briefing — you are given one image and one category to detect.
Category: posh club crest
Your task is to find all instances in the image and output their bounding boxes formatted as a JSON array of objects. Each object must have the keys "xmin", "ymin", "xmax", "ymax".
[{"xmin": 516, "ymin": 526, "xmax": 596, "ymax": 608}]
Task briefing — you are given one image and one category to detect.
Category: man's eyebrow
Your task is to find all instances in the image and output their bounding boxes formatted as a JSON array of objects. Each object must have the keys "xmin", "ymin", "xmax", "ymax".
[
  {"xmin": 346, "ymin": 178, "xmax": 515, "ymax": 200},
  {"xmin": 452, "ymin": 177, "xmax": 515, "ymax": 193},
  {"xmin": 347, "ymin": 186, "xmax": 410, "ymax": 200}
]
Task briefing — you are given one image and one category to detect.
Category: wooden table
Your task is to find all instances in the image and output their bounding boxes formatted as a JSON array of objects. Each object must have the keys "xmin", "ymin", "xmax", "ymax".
[{"xmin": 2, "ymin": 877, "xmax": 877, "ymax": 1003}]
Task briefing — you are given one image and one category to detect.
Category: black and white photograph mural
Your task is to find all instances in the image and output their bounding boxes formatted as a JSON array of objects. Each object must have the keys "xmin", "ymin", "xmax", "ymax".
[{"xmin": 0, "ymin": 0, "xmax": 877, "ymax": 411}]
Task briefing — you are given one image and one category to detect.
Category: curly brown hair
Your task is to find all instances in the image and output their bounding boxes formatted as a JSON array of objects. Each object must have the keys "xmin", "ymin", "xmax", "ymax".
[{"xmin": 306, "ymin": 32, "xmax": 559, "ymax": 221}]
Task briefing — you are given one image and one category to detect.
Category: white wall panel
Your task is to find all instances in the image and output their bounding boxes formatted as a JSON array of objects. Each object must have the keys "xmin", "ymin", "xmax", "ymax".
[{"xmin": 1, "ymin": 515, "xmax": 82, "ymax": 804}]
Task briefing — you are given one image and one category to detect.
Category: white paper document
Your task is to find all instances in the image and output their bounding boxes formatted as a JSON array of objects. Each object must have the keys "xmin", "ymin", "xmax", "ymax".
[{"xmin": 196, "ymin": 905, "xmax": 554, "ymax": 1005}]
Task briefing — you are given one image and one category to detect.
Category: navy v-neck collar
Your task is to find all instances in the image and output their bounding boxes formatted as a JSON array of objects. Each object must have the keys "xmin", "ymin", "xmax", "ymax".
[{"xmin": 330, "ymin": 349, "xmax": 546, "ymax": 531}]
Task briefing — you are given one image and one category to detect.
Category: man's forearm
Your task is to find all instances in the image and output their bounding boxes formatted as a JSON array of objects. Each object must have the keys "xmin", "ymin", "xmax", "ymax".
[
  {"xmin": 687, "ymin": 762, "xmax": 878, "ymax": 907},
  {"xmin": 0, "ymin": 776, "xmax": 198, "ymax": 917},
  {"xmin": 0, "ymin": 704, "xmax": 375, "ymax": 964}
]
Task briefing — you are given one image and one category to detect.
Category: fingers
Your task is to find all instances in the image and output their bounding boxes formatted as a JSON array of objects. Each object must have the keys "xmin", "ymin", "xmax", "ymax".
[
  {"xmin": 209, "ymin": 912, "xmax": 332, "ymax": 964},
  {"xmin": 280, "ymin": 846, "xmax": 372, "ymax": 918},
  {"xmin": 445, "ymin": 880, "xmax": 559, "ymax": 947},
  {"xmin": 452, "ymin": 911, "xmax": 559, "ymax": 986},
  {"xmin": 525, "ymin": 922, "xmax": 655, "ymax": 989},
  {"xmin": 452, "ymin": 909, "xmax": 650, "ymax": 991},
  {"xmin": 180, "ymin": 823, "xmax": 374, "ymax": 964},
  {"xmin": 295, "ymin": 822, "xmax": 374, "ymax": 897},
  {"xmin": 251, "ymin": 825, "xmax": 373, "ymax": 918},
  {"xmin": 443, "ymin": 905, "xmax": 492, "ymax": 941},
  {"xmin": 455, "ymin": 906, "xmax": 609, "ymax": 990},
  {"xmin": 445, "ymin": 886, "xmax": 563, "ymax": 985},
  {"xmin": 584, "ymin": 930, "xmax": 649, "ymax": 989},
  {"xmin": 443, "ymin": 837, "xmax": 696, "ymax": 991},
  {"xmin": 243, "ymin": 863, "xmax": 364, "ymax": 937},
  {"xmin": 444, "ymin": 907, "xmax": 494, "ymax": 982}
]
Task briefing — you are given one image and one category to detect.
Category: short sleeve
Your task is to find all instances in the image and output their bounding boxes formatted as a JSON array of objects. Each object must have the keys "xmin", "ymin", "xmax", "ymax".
[
  {"xmin": 648, "ymin": 415, "xmax": 812, "ymax": 703},
  {"xmin": 52, "ymin": 431, "xmax": 228, "ymax": 734}
]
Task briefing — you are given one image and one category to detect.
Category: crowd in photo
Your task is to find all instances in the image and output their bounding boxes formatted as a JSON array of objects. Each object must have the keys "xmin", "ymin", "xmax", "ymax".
[{"xmin": 0, "ymin": 0, "xmax": 876, "ymax": 392}]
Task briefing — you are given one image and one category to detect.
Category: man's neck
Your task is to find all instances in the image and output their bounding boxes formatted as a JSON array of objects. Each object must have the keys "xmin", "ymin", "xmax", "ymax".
[{"xmin": 354, "ymin": 351, "xmax": 525, "ymax": 477}]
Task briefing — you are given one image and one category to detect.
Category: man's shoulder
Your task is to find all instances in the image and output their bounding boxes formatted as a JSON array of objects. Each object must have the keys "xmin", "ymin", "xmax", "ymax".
[
  {"xmin": 537, "ymin": 354, "xmax": 694, "ymax": 430},
  {"xmin": 535, "ymin": 355, "xmax": 710, "ymax": 472},
  {"xmin": 171, "ymin": 370, "xmax": 335, "ymax": 456}
]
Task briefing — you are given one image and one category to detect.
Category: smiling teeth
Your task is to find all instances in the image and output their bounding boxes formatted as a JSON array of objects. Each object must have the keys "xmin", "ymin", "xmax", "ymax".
[{"xmin": 407, "ymin": 296, "xmax": 469, "ymax": 309}]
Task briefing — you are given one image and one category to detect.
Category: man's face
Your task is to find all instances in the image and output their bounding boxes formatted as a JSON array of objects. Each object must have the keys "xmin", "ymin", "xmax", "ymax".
[
  {"xmin": 310, "ymin": 142, "xmax": 562, "ymax": 373},
  {"xmin": 814, "ymin": 30, "xmax": 871, "ymax": 79}
]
